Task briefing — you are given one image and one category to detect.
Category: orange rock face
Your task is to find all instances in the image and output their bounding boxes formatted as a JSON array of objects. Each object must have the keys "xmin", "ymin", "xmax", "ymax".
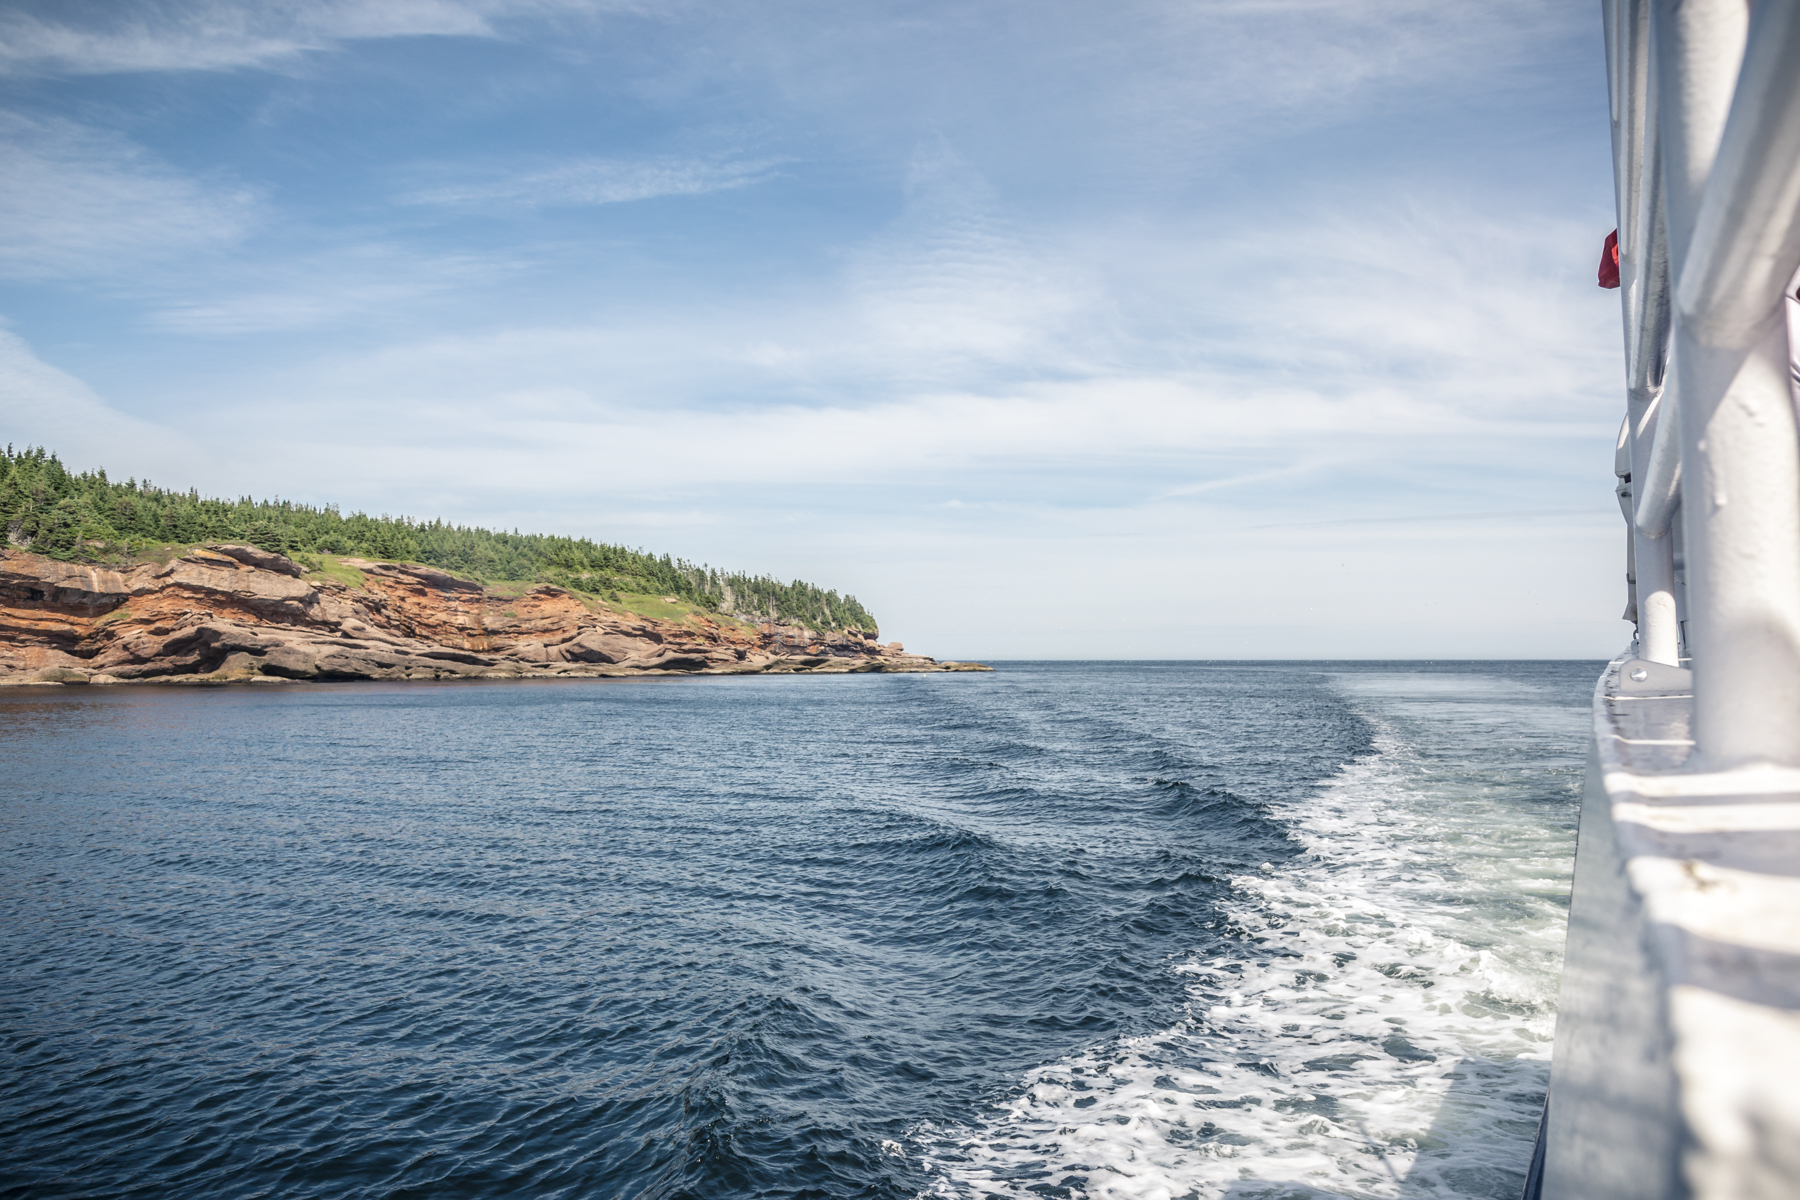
[{"xmin": 0, "ymin": 546, "xmax": 988, "ymax": 684}]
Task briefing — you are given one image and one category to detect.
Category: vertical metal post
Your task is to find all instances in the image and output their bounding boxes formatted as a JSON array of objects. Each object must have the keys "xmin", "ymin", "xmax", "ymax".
[
  {"xmin": 1658, "ymin": 0, "xmax": 1800, "ymax": 765},
  {"xmin": 1609, "ymin": 0, "xmax": 1680, "ymax": 664},
  {"xmin": 1632, "ymin": 398, "xmax": 1681, "ymax": 665}
]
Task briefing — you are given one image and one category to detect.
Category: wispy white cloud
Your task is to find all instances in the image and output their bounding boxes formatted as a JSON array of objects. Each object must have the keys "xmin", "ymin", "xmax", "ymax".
[
  {"xmin": 688, "ymin": 0, "xmax": 1588, "ymax": 183},
  {"xmin": 0, "ymin": 0, "xmax": 620, "ymax": 77},
  {"xmin": 1122, "ymin": 197, "xmax": 1620, "ymax": 421},
  {"xmin": 0, "ymin": 113, "xmax": 259, "ymax": 280},
  {"xmin": 1111, "ymin": 0, "xmax": 1584, "ymax": 137},
  {"xmin": 135, "ymin": 180, "xmax": 1614, "ymax": 504},
  {"xmin": 0, "ymin": 145, "xmax": 1612, "ymax": 502},
  {"xmin": 0, "ymin": 325, "xmax": 191, "ymax": 470},
  {"xmin": 141, "ymin": 244, "xmax": 522, "ymax": 334},
  {"xmin": 398, "ymin": 154, "xmax": 780, "ymax": 210},
  {"xmin": 835, "ymin": 145, "xmax": 1089, "ymax": 377}
]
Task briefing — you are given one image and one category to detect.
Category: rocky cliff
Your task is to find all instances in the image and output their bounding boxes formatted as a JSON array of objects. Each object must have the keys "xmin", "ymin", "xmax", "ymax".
[{"xmin": 0, "ymin": 545, "xmax": 987, "ymax": 685}]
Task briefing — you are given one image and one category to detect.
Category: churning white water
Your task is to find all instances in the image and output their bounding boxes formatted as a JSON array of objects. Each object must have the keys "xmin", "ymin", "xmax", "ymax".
[{"xmin": 922, "ymin": 667, "xmax": 1586, "ymax": 1200}]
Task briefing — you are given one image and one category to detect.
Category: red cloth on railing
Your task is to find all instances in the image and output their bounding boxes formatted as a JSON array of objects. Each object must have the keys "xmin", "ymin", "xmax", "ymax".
[{"xmin": 1599, "ymin": 229, "xmax": 1620, "ymax": 289}]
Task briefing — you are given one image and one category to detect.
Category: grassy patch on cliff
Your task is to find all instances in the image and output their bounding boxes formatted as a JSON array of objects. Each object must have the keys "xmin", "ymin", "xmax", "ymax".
[
  {"xmin": 123, "ymin": 542, "xmax": 209, "ymax": 567},
  {"xmin": 296, "ymin": 554, "xmax": 368, "ymax": 590},
  {"xmin": 611, "ymin": 592, "xmax": 713, "ymax": 623}
]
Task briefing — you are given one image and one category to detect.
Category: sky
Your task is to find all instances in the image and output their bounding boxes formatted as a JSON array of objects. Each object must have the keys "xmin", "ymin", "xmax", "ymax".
[{"xmin": 0, "ymin": 0, "xmax": 1628, "ymax": 659}]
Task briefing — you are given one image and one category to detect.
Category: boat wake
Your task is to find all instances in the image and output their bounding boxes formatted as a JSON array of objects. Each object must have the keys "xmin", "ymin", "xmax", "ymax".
[{"xmin": 919, "ymin": 675, "xmax": 1578, "ymax": 1199}]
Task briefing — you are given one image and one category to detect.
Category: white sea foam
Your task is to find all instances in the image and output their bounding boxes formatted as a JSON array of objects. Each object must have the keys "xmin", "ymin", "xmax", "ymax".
[{"xmin": 918, "ymin": 672, "xmax": 1580, "ymax": 1200}]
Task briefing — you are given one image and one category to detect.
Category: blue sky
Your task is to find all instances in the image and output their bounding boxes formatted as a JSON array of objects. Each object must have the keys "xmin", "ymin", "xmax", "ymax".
[{"xmin": 0, "ymin": 1, "xmax": 1625, "ymax": 658}]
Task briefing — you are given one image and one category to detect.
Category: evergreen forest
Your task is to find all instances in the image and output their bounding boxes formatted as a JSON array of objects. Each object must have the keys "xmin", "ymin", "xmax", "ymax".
[{"xmin": 0, "ymin": 446, "xmax": 877, "ymax": 632}]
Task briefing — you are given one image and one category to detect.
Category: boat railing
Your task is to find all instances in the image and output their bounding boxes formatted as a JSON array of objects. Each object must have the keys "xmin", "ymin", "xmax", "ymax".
[
  {"xmin": 1531, "ymin": 11, "xmax": 1800, "ymax": 1197},
  {"xmin": 1607, "ymin": 0, "xmax": 1800, "ymax": 767}
]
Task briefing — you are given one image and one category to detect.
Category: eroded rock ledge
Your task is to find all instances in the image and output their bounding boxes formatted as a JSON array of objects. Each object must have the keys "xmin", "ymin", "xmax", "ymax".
[{"xmin": 0, "ymin": 546, "xmax": 989, "ymax": 685}]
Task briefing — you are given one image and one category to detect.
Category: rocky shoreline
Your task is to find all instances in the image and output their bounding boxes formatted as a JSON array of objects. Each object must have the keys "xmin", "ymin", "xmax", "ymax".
[{"xmin": 0, "ymin": 545, "xmax": 989, "ymax": 685}]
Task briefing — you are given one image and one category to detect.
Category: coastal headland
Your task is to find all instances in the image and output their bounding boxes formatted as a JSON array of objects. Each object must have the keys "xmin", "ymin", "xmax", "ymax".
[{"xmin": 0, "ymin": 544, "xmax": 988, "ymax": 685}]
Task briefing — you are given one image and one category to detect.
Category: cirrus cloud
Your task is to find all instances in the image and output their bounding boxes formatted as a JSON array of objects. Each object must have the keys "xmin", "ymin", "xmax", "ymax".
[
  {"xmin": 0, "ymin": 0, "xmax": 628, "ymax": 77},
  {"xmin": 0, "ymin": 113, "xmax": 259, "ymax": 280},
  {"xmin": 397, "ymin": 154, "xmax": 783, "ymax": 211}
]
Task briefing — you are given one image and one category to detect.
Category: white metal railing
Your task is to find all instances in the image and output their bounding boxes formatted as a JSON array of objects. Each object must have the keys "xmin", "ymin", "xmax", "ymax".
[{"xmin": 1606, "ymin": 0, "xmax": 1800, "ymax": 766}]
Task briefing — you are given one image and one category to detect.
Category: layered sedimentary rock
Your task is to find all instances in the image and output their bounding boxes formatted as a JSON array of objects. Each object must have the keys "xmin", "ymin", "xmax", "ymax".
[{"xmin": 0, "ymin": 546, "xmax": 986, "ymax": 684}]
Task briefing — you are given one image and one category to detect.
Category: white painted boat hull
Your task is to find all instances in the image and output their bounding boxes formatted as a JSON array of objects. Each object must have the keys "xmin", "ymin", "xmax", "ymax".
[{"xmin": 1536, "ymin": 656, "xmax": 1800, "ymax": 1199}]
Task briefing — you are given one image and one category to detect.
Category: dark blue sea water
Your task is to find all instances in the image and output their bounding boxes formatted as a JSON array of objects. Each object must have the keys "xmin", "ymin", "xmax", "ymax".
[{"xmin": 0, "ymin": 662, "xmax": 1595, "ymax": 1200}]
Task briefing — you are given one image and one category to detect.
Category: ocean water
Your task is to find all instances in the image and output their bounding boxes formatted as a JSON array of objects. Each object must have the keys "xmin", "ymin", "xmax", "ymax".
[{"xmin": 0, "ymin": 661, "xmax": 1593, "ymax": 1200}]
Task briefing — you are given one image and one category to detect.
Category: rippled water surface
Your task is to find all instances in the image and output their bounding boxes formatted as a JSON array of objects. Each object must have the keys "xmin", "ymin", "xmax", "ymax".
[{"xmin": 0, "ymin": 662, "xmax": 1594, "ymax": 1199}]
